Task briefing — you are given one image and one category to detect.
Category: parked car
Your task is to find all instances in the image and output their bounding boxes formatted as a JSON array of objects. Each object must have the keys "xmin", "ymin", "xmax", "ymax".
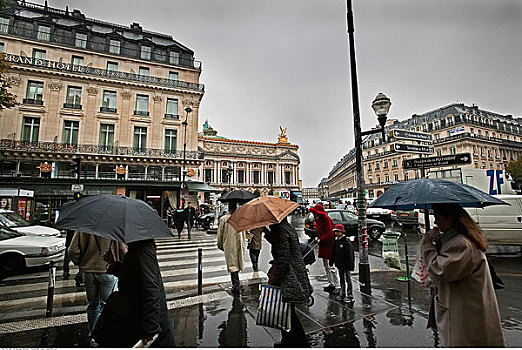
[
  {"xmin": 0, "ymin": 209, "xmax": 61, "ymax": 237},
  {"xmin": 0, "ymin": 227, "xmax": 66, "ymax": 278},
  {"xmin": 395, "ymin": 210, "xmax": 419, "ymax": 227},
  {"xmin": 366, "ymin": 201, "xmax": 397, "ymax": 224},
  {"xmin": 304, "ymin": 209, "xmax": 386, "ymax": 240}
]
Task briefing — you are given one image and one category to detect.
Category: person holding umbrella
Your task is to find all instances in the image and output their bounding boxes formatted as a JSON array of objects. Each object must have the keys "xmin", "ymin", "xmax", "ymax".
[
  {"xmin": 422, "ymin": 203, "xmax": 504, "ymax": 347},
  {"xmin": 217, "ymin": 201, "xmax": 246, "ymax": 294},
  {"xmin": 55, "ymin": 195, "xmax": 175, "ymax": 347},
  {"xmin": 309, "ymin": 204, "xmax": 340, "ymax": 295}
]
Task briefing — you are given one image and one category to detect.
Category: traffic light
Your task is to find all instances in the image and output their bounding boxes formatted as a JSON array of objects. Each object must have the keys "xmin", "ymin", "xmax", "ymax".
[
  {"xmin": 71, "ymin": 157, "xmax": 81, "ymax": 178},
  {"xmin": 73, "ymin": 192, "xmax": 82, "ymax": 200}
]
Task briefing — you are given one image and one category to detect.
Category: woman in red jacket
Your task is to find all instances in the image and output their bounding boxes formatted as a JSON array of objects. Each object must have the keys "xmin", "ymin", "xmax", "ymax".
[{"xmin": 309, "ymin": 204, "xmax": 340, "ymax": 294}]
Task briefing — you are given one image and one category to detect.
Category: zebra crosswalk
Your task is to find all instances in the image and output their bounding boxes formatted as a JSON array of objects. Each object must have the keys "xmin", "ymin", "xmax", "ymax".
[{"xmin": 0, "ymin": 230, "xmax": 267, "ymax": 323}]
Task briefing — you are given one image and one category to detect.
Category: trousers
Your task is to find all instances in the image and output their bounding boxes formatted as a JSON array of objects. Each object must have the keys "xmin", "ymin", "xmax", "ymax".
[
  {"xmin": 322, "ymin": 258, "xmax": 340, "ymax": 288},
  {"xmin": 83, "ymin": 272, "xmax": 118, "ymax": 336}
]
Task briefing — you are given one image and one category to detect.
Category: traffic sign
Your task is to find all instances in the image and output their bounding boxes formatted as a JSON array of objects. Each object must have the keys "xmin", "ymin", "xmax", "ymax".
[
  {"xmin": 392, "ymin": 143, "xmax": 434, "ymax": 154},
  {"xmin": 403, "ymin": 153, "xmax": 472, "ymax": 169},
  {"xmin": 389, "ymin": 129, "xmax": 433, "ymax": 142},
  {"xmin": 71, "ymin": 184, "xmax": 84, "ymax": 192}
]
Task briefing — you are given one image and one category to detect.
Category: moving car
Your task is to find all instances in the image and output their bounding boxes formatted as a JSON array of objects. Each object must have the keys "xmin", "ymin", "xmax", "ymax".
[
  {"xmin": 366, "ymin": 200, "xmax": 396, "ymax": 224},
  {"xmin": 304, "ymin": 209, "xmax": 386, "ymax": 240},
  {"xmin": 0, "ymin": 209, "xmax": 61, "ymax": 237},
  {"xmin": 395, "ymin": 210, "xmax": 419, "ymax": 227},
  {"xmin": 0, "ymin": 227, "xmax": 66, "ymax": 278}
]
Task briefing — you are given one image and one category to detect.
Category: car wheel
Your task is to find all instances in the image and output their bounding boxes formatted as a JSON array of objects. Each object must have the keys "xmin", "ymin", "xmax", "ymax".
[
  {"xmin": 0, "ymin": 254, "xmax": 26, "ymax": 278},
  {"xmin": 368, "ymin": 226, "xmax": 383, "ymax": 241}
]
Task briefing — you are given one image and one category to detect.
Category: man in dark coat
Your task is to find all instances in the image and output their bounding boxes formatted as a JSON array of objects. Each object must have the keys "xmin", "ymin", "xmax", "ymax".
[
  {"xmin": 184, "ymin": 202, "xmax": 196, "ymax": 239},
  {"xmin": 265, "ymin": 217, "xmax": 313, "ymax": 347},
  {"xmin": 173, "ymin": 206, "xmax": 186, "ymax": 239},
  {"xmin": 330, "ymin": 224, "xmax": 355, "ymax": 303},
  {"xmin": 117, "ymin": 239, "xmax": 174, "ymax": 347}
]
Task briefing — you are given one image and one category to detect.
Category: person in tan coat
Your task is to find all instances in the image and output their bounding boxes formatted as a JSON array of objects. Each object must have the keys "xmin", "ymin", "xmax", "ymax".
[
  {"xmin": 422, "ymin": 203, "xmax": 504, "ymax": 347},
  {"xmin": 68, "ymin": 232, "xmax": 127, "ymax": 345}
]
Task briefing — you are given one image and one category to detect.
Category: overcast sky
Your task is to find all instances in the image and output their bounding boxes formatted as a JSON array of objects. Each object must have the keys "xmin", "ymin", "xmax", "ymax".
[{"xmin": 44, "ymin": 0, "xmax": 522, "ymax": 187}]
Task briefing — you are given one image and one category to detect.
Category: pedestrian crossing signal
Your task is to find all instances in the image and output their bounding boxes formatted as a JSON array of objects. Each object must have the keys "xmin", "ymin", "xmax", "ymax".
[{"xmin": 73, "ymin": 192, "xmax": 82, "ymax": 200}]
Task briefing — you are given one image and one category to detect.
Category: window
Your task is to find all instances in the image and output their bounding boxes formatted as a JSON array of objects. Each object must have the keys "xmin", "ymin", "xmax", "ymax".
[
  {"xmin": 394, "ymin": 173, "xmax": 399, "ymax": 182},
  {"xmin": 375, "ymin": 162, "xmax": 380, "ymax": 170},
  {"xmin": 169, "ymin": 51, "xmax": 180, "ymax": 65},
  {"xmin": 25, "ymin": 81, "xmax": 44, "ymax": 104},
  {"xmin": 450, "ymin": 147, "xmax": 456, "ymax": 155},
  {"xmin": 164, "ymin": 129, "xmax": 177, "ymax": 153},
  {"xmin": 165, "ymin": 98, "xmax": 178, "ymax": 118},
  {"xmin": 133, "ymin": 127, "xmax": 147, "ymax": 152},
  {"xmin": 204, "ymin": 169, "xmax": 213, "ymax": 183},
  {"xmin": 384, "ymin": 160, "xmax": 388, "ymax": 169},
  {"xmin": 141, "ymin": 46, "xmax": 151, "ymax": 60},
  {"xmin": 72, "ymin": 55, "xmax": 84, "ymax": 66},
  {"xmin": 101, "ymin": 90, "xmax": 117, "ymax": 112},
  {"xmin": 237, "ymin": 170, "xmax": 245, "ymax": 183},
  {"xmin": 328, "ymin": 211, "xmax": 343, "ymax": 221},
  {"xmin": 253, "ymin": 170, "xmax": 260, "ymax": 184},
  {"xmin": 0, "ymin": 17, "xmax": 9, "ymax": 33},
  {"xmin": 368, "ymin": 163, "xmax": 372, "ymax": 171},
  {"xmin": 385, "ymin": 174, "xmax": 390, "ymax": 182},
  {"xmin": 392, "ymin": 158, "xmax": 398, "ymax": 167},
  {"xmin": 21, "ymin": 117, "xmax": 40, "ymax": 142},
  {"xmin": 138, "ymin": 66, "xmax": 149, "ymax": 76},
  {"xmin": 135, "ymin": 95, "xmax": 149, "ymax": 116},
  {"xmin": 436, "ymin": 149, "xmax": 442, "ymax": 156},
  {"xmin": 75, "ymin": 33, "xmax": 87, "ymax": 48},
  {"xmin": 106, "ymin": 61, "xmax": 118, "ymax": 72},
  {"xmin": 168, "ymin": 71, "xmax": 179, "ymax": 81},
  {"xmin": 284, "ymin": 172, "xmax": 291, "ymax": 185},
  {"xmin": 62, "ymin": 120, "xmax": 79, "ymax": 145},
  {"xmin": 268, "ymin": 172, "xmax": 274, "ymax": 185},
  {"xmin": 32, "ymin": 49, "xmax": 46, "ymax": 59},
  {"xmin": 0, "ymin": 43, "xmax": 3, "ymax": 53},
  {"xmin": 65, "ymin": 86, "xmax": 82, "ymax": 108},
  {"xmin": 109, "ymin": 39, "xmax": 120, "ymax": 54},
  {"xmin": 99, "ymin": 124, "xmax": 114, "ymax": 149},
  {"xmin": 37, "ymin": 25, "xmax": 51, "ymax": 41}
]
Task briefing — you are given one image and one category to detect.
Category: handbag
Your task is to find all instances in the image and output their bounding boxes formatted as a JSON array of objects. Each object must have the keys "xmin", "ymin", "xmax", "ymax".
[
  {"xmin": 255, "ymin": 284, "xmax": 292, "ymax": 332},
  {"xmin": 92, "ymin": 291, "xmax": 142, "ymax": 347},
  {"xmin": 411, "ymin": 240, "xmax": 432, "ymax": 288},
  {"xmin": 486, "ymin": 256, "xmax": 505, "ymax": 290}
]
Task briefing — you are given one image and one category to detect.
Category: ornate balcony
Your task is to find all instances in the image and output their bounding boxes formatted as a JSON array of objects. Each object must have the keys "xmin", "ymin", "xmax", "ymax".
[
  {"xmin": 23, "ymin": 98, "xmax": 44, "ymax": 105},
  {"xmin": 0, "ymin": 139, "xmax": 203, "ymax": 160},
  {"xmin": 164, "ymin": 114, "xmax": 179, "ymax": 120},
  {"xmin": 63, "ymin": 103, "xmax": 82, "ymax": 109},
  {"xmin": 100, "ymin": 107, "xmax": 117, "ymax": 113},
  {"xmin": 134, "ymin": 110, "xmax": 149, "ymax": 117}
]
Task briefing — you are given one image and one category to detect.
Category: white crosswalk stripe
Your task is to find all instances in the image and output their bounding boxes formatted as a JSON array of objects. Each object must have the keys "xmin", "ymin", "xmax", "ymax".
[{"xmin": 0, "ymin": 231, "xmax": 267, "ymax": 322}]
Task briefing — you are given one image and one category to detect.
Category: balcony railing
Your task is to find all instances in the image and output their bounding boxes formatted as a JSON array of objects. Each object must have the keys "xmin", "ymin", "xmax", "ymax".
[
  {"xmin": 3, "ymin": 54, "xmax": 205, "ymax": 92},
  {"xmin": 22, "ymin": 98, "xmax": 44, "ymax": 105},
  {"xmin": 164, "ymin": 114, "xmax": 179, "ymax": 120},
  {"xmin": 134, "ymin": 110, "xmax": 149, "ymax": 117},
  {"xmin": 0, "ymin": 139, "xmax": 203, "ymax": 159},
  {"xmin": 100, "ymin": 107, "xmax": 117, "ymax": 113},
  {"xmin": 63, "ymin": 103, "xmax": 82, "ymax": 109}
]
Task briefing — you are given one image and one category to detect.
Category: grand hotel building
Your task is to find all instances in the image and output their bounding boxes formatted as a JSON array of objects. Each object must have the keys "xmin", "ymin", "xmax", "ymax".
[
  {"xmin": 0, "ymin": 1, "xmax": 205, "ymax": 220},
  {"xmin": 326, "ymin": 103, "xmax": 522, "ymax": 199}
]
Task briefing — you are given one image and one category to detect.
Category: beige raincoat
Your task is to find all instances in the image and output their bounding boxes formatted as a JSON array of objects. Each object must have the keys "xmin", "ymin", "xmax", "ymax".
[
  {"xmin": 217, "ymin": 214, "xmax": 246, "ymax": 273},
  {"xmin": 423, "ymin": 230, "xmax": 504, "ymax": 347}
]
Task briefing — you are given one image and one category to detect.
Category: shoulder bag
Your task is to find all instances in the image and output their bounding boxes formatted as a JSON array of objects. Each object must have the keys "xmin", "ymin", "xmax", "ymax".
[{"xmin": 255, "ymin": 283, "xmax": 292, "ymax": 332}]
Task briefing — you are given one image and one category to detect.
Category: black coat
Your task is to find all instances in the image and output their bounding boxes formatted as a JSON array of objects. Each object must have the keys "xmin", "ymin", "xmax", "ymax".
[
  {"xmin": 330, "ymin": 235, "xmax": 355, "ymax": 271},
  {"xmin": 118, "ymin": 240, "xmax": 174, "ymax": 347},
  {"xmin": 266, "ymin": 221, "xmax": 313, "ymax": 304}
]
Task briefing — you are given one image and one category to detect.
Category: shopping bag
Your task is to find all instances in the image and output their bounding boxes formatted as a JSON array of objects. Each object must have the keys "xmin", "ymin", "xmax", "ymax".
[
  {"xmin": 382, "ymin": 233, "xmax": 401, "ymax": 269},
  {"xmin": 256, "ymin": 284, "xmax": 292, "ymax": 331},
  {"xmin": 411, "ymin": 240, "xmax": 432, "ymax": 287}
]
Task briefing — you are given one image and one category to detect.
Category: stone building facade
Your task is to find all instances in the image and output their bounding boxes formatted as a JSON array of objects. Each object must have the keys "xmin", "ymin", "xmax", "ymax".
[
  {"xmin": 326, "ymin": 103, "xmax": 522, "ymax": 199},
  {"xmin": 0, "ymin": 1, "xmax": 204, "ymax": 219},
  {"xmin": 198, "ymin": 121, "xmax": 301, "ymax": 196}
]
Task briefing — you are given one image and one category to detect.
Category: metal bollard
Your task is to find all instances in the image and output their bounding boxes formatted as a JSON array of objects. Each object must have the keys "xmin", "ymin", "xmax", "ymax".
[
  {"xmin": 46, "ymin": 260, "xmax": 56, "ymax": 318},
  {"xmin": 198, "ymin": 248, "xmax": 203, "ymax": 295}
]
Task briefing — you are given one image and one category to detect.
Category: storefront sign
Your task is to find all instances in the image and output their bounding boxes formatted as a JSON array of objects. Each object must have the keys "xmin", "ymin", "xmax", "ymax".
[
  {"xmin": 39, "ymin": 162, "xmax": 52, "ymax": 172},
  {"xmin": 115, "ymin": 165, "xmax": 127, "ymax": 175}
]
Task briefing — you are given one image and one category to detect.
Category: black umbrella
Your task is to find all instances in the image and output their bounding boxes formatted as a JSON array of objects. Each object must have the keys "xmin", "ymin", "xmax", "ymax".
[
  {"xmin": 369, "ymin": 178, "xmax": 508, "ymax": 211},
  {"xmin": 55, "ymin": 194, "xmax": 173, "ymax": 243},
  {"xmin": 218, "ymin": 190, "xmax": 256, "ymax": 203}
]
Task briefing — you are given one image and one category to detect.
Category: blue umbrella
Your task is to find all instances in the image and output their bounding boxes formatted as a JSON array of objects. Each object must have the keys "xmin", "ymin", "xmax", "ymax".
[
  {"xmin": 55, "ymin": 194, "xmax": 173, "ymax": 243},
  {"xmin": 369, "ymin": 178, "xmax": 508, "ymax": 211}
]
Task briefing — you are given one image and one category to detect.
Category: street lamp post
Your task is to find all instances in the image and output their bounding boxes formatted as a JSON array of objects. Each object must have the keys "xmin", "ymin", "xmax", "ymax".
[
  {"xmin": 346, "ymin": 0, "xmax": 391, "ymax": 295},
  {"xmin": 180, "ymin": 106, "xmax": 192, "ymax": 208}
]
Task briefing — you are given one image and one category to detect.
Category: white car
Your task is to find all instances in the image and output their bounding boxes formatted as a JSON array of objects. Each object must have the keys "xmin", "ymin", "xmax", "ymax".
[
  {"xmin": 0, "ymin": 209, "xmax": 61, "ymax": 237},
  {"xmin": 0, "ymin": 227, "xmax": 66, "ymax": 277}
]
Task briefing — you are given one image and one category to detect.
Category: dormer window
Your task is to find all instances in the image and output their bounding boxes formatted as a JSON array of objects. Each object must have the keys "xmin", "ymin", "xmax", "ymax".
[
  {"xmin": 37, "ymin": 25, "xmax": 51, "ymax": 41},
  {"xmin": 141, "ymin": 46, "xmax": 151, "ymax": 60},
  {"xmin": 109, "ymin": 39, "xmax": 120, "ymax": 54},
  {"xmin": 75, "ymin": 33, "xmax": 87, "ymax": 48},
  {"xmin": 169, "ymin": 51, "xmax": 180, "ymax": 65}
]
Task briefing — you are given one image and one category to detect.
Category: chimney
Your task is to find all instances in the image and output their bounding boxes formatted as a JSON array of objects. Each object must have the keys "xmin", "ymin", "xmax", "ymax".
[
  {"xmin": 130, "ymin": 22, "xmax": 142, "ymax": 31},
  {"xmin": 72, "ymin": 9, "xmax": 85, "ymax": 19}
]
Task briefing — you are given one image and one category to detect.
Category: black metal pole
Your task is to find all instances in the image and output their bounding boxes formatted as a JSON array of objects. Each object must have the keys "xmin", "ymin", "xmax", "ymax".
[
  {"xmin": 198, "ymin": 248, "xmax": 203, "ymax": 295},
  {"xmin": 45, "ymin": 261, "xmax": 56, "ymax": 318},
  {"xmin": 347, "ymin": 0, "xmax": 371, "ymax": 294}
]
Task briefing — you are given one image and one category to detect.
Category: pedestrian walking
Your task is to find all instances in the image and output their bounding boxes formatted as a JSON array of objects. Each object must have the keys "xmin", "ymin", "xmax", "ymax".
[
  {"xmin": 330, "ymin": 224, "xmax": 355, "ymax": 303},
  {"xmin": 100, "ymin": 239, "xmax": 175, "ymax": 347},
  {"xmin": 248, "ymin": 226, "xmax": 266, "ymax": 271},
  {"xmin": 217, "ymin": 202, "xmax": 246, "ymax": 294},
  {"xmin": 309, "ymin": 204, "xmax": 340, "ymax": 295},
  {"xmin": 265, "ymin": 217, "xmax": 313, "ymax": 347},
  {"xmin": 63, "ymin": 229, "xmax": 83, "ymax": 286},
  {"xmin": 184, "ymin": 202, "xmax": 196, "ymax": 239},
  {"xmin": 422, "ymin": 203, "xmax": 504, "ymax": 347},
  {"xmin": 68, "ymin": 231, "xmax": 127, "ymax": 346},
  {"xmin": 173, "ymin": 206, "xmax": 186, "ymax": 239}
]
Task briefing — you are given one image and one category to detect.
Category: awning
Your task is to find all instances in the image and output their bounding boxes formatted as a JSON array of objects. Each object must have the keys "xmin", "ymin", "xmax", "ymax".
[{"xmin": 185, "ymin": 182, "xmax": 223, "ymax": 193}]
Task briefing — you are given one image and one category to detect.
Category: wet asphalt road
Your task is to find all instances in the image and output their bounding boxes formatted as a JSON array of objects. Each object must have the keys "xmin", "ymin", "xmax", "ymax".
[{"xmin": 0, "ymin": 215, "xmax": 520, "ymax": 348}]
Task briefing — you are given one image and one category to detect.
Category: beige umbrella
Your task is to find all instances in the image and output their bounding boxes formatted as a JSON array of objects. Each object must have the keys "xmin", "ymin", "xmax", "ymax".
[{"xmin": 226, "ymin": 196, "xmax": 300, "ymax": 232}]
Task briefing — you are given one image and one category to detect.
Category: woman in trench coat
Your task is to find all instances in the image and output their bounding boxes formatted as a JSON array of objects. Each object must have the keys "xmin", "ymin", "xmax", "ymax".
[{"xmin": 422, "ymin": 203, "xmax": 504, "ymax": 347}]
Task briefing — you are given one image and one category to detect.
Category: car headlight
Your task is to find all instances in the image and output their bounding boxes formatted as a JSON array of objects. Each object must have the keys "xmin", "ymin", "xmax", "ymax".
[{"xmin": 41, "ymin": 243, "xmax": 65, "ymax": 255}]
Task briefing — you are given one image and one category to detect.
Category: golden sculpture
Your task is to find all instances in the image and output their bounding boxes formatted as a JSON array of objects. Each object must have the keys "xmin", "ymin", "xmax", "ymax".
[{"xmin": 278, "ymin": 126, "xmax": 288, "ymax": 143}]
